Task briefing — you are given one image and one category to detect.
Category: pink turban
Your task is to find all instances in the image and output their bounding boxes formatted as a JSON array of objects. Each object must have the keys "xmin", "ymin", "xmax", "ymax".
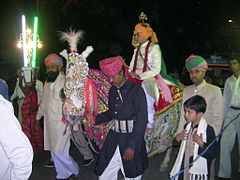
[
  {"xmin": 99, "ymin": 56, "xmax": 124, "ymax": 77},
  {"xmin": 45, "ymin": 53, "xmax": 63, "ymax": 66}
]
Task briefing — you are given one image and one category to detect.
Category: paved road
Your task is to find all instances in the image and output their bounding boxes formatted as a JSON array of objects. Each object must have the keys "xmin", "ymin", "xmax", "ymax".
[{"xmin": 29, "ymin": 142, "xmax": 240, "ymax": 180}]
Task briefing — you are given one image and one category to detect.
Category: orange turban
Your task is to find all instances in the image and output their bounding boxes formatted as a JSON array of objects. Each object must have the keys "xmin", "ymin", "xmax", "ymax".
[{"xmin": 134, "ymin": 23, "xmax": 158, "ymax": 43}]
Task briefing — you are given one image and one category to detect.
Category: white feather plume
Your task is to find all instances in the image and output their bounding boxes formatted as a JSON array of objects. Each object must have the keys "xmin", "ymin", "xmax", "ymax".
[{"xmin": 59, "ymin": 28, "xmax": 84, "ymax": 52}]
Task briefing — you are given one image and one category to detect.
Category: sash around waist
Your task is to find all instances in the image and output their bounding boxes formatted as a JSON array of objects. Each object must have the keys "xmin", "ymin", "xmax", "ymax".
[{"xmin": 112, "ymin": 119, "xmax": 134, "ymax": 133}]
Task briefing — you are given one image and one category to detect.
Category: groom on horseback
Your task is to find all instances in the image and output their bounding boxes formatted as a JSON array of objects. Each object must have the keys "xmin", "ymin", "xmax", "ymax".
[{"xmin": 129, "ymin": 12, "xmax": 173, "ymax": 134}]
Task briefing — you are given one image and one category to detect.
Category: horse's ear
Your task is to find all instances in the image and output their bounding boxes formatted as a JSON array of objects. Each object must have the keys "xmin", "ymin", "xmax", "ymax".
[
  {"xmin": 59, "ymin": 49, "xmax": 68, "ymax": 60},
  {"xmin": 82, "ymin": 46, "xmax": 94, "ymax": 59}
]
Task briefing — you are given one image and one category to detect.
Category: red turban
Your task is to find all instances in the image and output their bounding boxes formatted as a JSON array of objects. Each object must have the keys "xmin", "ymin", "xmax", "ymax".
[{"xmin": 99, "ymin": 56, "xmax": 124, "ymax": 77}]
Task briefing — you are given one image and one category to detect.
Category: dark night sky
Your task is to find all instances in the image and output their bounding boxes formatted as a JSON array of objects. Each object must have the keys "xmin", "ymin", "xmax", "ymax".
[{"xmin": 1, "ymin": 0, "xmax": 240, "ymax": 81}]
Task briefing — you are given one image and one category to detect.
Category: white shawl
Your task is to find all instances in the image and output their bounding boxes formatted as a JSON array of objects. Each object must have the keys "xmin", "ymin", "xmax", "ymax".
[{"xmin": 170, "ymin": 118, "xmax": 208, "ymax": 180}]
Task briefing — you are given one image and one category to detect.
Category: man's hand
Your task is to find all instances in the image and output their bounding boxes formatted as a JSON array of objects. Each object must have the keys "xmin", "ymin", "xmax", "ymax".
[
  {"xmin": 193, "ymin": 133, "xmax": 204, "ymax": 147},
  {"xmin": 145, "ymin": 127, "xmax": 153, "ymax": 135},
  {"xmin": 123, "ymin": 148, "xmax": 135, "ymax": 161},
  {"xmin": 176, "ymin": 130, "xmax": 188, "ymax": 142},
  {"xmin": 129, "ymin": 72, "xmax": 141, "ymax": 80}
]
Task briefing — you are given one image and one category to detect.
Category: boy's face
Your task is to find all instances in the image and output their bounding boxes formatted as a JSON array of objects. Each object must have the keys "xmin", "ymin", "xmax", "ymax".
[
  {"xmin": 184, "ymin": 106, "xmax": 203, "ymax": 123},
  {"xmin": 133, "ymin": 33, "xmax": 148, "ymax": 45},
  {"xmin": 229, "ymin": 59, "xmax": 240, "ymax": 74}
]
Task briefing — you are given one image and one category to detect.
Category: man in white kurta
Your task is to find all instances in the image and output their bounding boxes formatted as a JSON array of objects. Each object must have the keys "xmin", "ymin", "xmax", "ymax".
[
  {"xmin": 0, "ymin": 94, "xmax": 33, "ymax": 180},
  {"xmin": 177, "ymin": 55, "xmax": 224, "ymax": 180},
  {"xmin": 36, "ymin": 54, "xmax": 79, "ymax": 180},
  {"xmin": 218, "ymin": 59, "xmax": 240, "ymax": 179}
]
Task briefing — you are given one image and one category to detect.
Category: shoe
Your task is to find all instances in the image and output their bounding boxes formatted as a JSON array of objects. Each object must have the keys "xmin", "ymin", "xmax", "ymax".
[
  {"xmin": 83, "ymin": 158, "xmax": 94, "ymax": 166},
  {"xmin": 43, "ymin": 161, "xmax": 54, "ymax": 168}
]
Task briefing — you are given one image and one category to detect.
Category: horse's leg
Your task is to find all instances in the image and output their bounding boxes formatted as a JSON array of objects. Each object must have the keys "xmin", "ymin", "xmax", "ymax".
[{"xmin": 159, "ymin": 148, "xmax": 172, "ymax": 172}]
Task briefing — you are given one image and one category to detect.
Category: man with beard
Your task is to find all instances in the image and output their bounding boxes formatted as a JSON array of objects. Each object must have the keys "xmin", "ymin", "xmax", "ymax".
[
  {"xmin": 177, "ymin": 54, "xmax": 224, "ymax": 180},
  {"xmin": 36, "ymin": 54, "xmax": 79, "ymax": 180}
]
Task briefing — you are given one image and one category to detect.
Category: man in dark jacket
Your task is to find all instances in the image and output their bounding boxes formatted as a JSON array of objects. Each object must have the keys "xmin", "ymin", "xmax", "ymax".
[{"xmin": 95, "ymin": 56, "xmax": 148, "ymax": 180}]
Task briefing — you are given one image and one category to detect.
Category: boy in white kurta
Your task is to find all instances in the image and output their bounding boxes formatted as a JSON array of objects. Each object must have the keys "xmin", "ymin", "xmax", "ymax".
[
  {"xmin": 129, "ymin": 20, "xmax": 172, "ymax": 133},
  {"xmin": 171, "ymin": 95, "xmax": 217, "ymax": 180}
]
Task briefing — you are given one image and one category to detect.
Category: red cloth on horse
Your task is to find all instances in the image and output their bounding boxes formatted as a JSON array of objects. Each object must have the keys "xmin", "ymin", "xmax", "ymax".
[
  {"xmin": 154, "ymin": 84, "xmax": 182, "ymax": 113},
  {"xmin": 21, "ymin": 90, "xmax": 43, "ymax": 152},
  {"xmin": 128, "ymin": 75, "xmax": 182, "ymax": 113}
]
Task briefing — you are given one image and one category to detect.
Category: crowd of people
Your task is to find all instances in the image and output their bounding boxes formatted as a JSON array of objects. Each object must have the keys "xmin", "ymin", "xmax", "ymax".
[{"xmin": 0, "ymin": 13, "xmax": 240, "ymax": 180}]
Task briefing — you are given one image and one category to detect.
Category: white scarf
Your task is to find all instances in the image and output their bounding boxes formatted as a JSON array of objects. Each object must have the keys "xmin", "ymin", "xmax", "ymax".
[{"xmin": 170, "ymin": 118, "xmax": 208, "ymax": 180}]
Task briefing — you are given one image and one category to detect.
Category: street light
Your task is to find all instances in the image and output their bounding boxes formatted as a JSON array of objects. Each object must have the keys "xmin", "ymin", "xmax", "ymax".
[
  {"xmin": 17, "ymin": 15, "xmax": 42, "ymax": 83},
  {"xmin": 17, "ymin": 15, "xmax": 42, "ymax": 68}
]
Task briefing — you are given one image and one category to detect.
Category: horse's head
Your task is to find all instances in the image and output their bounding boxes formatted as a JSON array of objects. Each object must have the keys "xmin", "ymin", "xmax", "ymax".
[
  {"xmin": 62, "ymin": 50, "xmax": 90, "ymax": 124},
  {"xmin": 59, "ymin": 29, "xmax": 94, "ymax": 125}
]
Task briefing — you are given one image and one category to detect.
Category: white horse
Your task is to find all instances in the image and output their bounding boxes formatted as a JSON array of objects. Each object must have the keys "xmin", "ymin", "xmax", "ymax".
[{"xmin": 59, "ymin": 29, "xmax": 183, "ymax": 170}]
